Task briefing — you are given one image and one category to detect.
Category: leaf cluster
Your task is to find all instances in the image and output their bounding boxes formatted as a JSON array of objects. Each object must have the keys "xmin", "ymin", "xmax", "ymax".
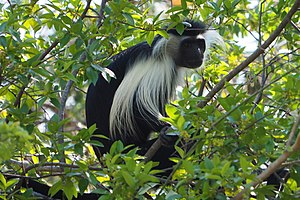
[{"xmin": 0, "ymin": 0, "xmax": 299, "ymax": 199}]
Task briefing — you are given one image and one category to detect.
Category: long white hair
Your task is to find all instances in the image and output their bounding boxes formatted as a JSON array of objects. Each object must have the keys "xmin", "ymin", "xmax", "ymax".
[{"xmin": 109, "ymin": 30, "xmax": 224, "ymax": 141}]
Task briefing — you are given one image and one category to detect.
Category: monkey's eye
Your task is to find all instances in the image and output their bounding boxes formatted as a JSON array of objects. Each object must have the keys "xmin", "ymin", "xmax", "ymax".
[
  {"xmin": 182, "ymin": 42, "xmax": 191, "ymax": 48},
  {"xmin": 197, "ymin": 39, "xmax": 206, "ymax": 51}
]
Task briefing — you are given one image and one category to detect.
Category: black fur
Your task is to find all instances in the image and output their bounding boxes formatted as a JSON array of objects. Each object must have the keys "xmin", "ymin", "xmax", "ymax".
[
  {"xmin": 86, "ymin": 37, "xmax": 166, "ymax": 155},
  {"xmin": 167, "ymin": 20, "xmax": 207, "ymax": 36},
  {"xmin": 86, "ymin": 20, "xmax": 208, "ymax": 171}
]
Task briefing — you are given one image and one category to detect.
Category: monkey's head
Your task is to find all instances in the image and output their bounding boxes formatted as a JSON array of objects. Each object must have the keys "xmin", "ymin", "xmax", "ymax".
[
  {"xmin": 174, "ymin": 35, "xmax": 206, "ymax": 68},
  {"xmin": 166, "ymin": 20, "xmax": 221, "ymax": 69}
]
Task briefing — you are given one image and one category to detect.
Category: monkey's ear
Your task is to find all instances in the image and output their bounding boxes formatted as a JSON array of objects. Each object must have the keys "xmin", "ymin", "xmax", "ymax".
[
  {"xmin": 167, "ymin": 20, "xmax": 207, "ymax": 36},
  {"xmin": 182, "ymin": 21, "xmax": 192, "ymax": 28},
  {"xmin": 199, "ymin": 30, "xmax": 225, "ymax": 70},
  {"xmin": 203, "ymin": 30, "xmax": 226, "ymax": 51}
]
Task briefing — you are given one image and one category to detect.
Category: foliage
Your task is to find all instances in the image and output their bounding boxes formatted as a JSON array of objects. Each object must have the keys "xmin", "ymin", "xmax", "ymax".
[
  {"xmin": 0, "ymin": 0, "xmax": 299, "ymax": 199},
  {"xmin": 0, "ymin": 121, "xmax": 33, "ymax": 163}
]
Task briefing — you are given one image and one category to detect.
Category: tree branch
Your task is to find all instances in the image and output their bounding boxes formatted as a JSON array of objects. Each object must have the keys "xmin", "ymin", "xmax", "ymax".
[
  {"xmin": 38, "ymin": 40, "xmax": 59, "ymax": 61},
  {"xmin": 5, "ymin": 36, "xmax": 60, "ymax": 123},
  {"xmin": 250, "ymin": 0, "xmax": 267, "ymax": 113},
  {"xmin": 80, "ymin": 0, "xmax": 92, "ymax": 19},
  {"xmin": 197, "ymin": 0, "xmax": 300, "ymax": 108},
  {"xmin": 233, "ymin": 114, "xmax": 300, "ymax": 200},
  {"xmin": 290, "ymin": 21, "xmax": 300, "ymax": 34},
  {"xmin": 57, "ymin": 0, "xmax": 107, "ymax": 162},
  {"xmin": 143, "ymin": 139, "xmax": 162, "ymax": 162},
  {"xmin": 10, "ymin": 160, "xmax": 102, "ymax": 174}
]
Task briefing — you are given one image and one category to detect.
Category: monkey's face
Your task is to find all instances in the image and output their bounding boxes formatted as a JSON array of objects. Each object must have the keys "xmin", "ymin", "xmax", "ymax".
[{"xmin": 175, "ymin": 37, "xmax": 206, "ymax": 68}]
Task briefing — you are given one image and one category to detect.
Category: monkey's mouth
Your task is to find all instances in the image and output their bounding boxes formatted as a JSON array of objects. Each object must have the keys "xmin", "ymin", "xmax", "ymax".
[{"xmin": 185, "ymin": 58, "xmax": 203, "ymax": 68}]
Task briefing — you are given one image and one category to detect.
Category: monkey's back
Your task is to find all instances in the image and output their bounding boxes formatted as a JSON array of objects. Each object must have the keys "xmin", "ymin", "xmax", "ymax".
[{"xmin": 85, "ymin": 41, "xmax": 158, "ymax": 155}]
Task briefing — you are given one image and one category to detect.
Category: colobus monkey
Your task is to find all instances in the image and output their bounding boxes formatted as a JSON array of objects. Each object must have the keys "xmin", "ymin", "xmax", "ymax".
[{"xmin": 86, "ymin": 20, "xmax": 223, "ymax": 170}]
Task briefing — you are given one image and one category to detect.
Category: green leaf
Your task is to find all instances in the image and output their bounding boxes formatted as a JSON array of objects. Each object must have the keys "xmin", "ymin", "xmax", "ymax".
[
  {"xmin": 50, "ymin": 97, "xmax": 61, "ymax": 109},
  {"xmin": 138, "ymin": 174, "xmax": 158, "ymax": 185},
  {"xmin": 177, "ymin": 115, "xmax": 185, "ymax": 130},
  {"xmin": 71, "ymin": 20, "xmax": 83, "ymax": 34},
  {"xmin": 33, "ymin": 68, "xmax": 53, "ymax": 80},
  {"xmin": 62, "ymin": 72, "xmax": 78, "ymax": 82},
  {"xmin": 0, "ymin": 36, "xmax": 7, "ymax": 47},
  {"xmin": 74, "ymin": 143, "xmax": 83, "ymax": 155},
  {"xmin": 205, "ymin": 174, "xmax": 222, "ymax": 180},
  {"xmin": 62, "ymin": 61, "xmax": 75, "ymax": 72},
  {"xmin": 221, "ymin": 161, "xmax": 231, "ymax": 176},
  {"xmin": 166, "ymin": 6, "xmax": 183, "ymax": 14},
  {"xmin": 49, "ymin": 180, "xmax": 63, "ymax": 197},
  {"xmin": 88, "ymin": 172, "xmax": 99, "ymax": 185},
  {"xmin": 122, "ymin": 13, "xmax": 134, "ymax": 25},
  {"xmin": 146, "ymin": 31, "xmax": 155, "ymax": 46},
  {"xmin": 0, "ymin": 22, "xmax": 7, "ymax": 32},
  {"xmin": 166, "ymin": 190, "xmax": 182, "ymax": 200},
  {"xmin": 121, "ymin": 171, "xmax": 135, "ymax": 187},
  {"xmin": 0, "ymin": 85, "xmax": 8, "ymax": 96},
  {"xmin": 6, "ymin": 179, "xmax": 18, "ymax": 190},
  {"xmin": 99, "ymin": 194, "xmax": 112, "ymax": 200},
  {"xmin": 209, "ymin": 2, "xmax": 219, "ymax": 11},
  {"xmin": 60, "ymin": 34, "xmax": 71, "ymax": 47},
  {"xmin": 182, "ymin": 160, "xmax": 194, "ymax": 176},
  {"xmin": 157, "ymin": 30, "xmax": 169, "ymax": 39},
  {"xmin": 0, "ymin": 173, "xmax": 6, "ymax": 190},
  {"xmin": 223, "ymin": 0, "xmax": 231, "ymax": 9},
  {"xmin": 90, "ymin": 140, "xmax": 104, "ymax": 148},
  {"xmin": 63, "ymin": 178, "xmax": 78, "ymax": 200},
  {"xmin": 86, "ymin": 67, "xmax": 99, "ymax": 85},
  {"xmin": 176, "ymin": 23, "xmax": 184, "ymax": 35},
  {"xmin": 61, "ymin": 16, "xmax": 72, "ymax": 26},
  {"xmin": 78, "ymin": 178, "xmax": 89, "ymax": 195},
  {"xmin": 88, "ymin": 124, "xmax": 97, "ymax": 135},
  {"xmin": 231, "ymin": 0, "xmax": 241, "ymax": 7},
  {"xmin": 91, "ymin": 63, "xmax": 104, "ymax": 71},
  {"xmin": 226, "ymin": 84, "xmax": 236, "ymax": 96},
  {"xmin": 218, "ymin": 97, "xmax": 231, "ymax": 111},
  {"xmin": 175, "ymin": 146, "xmax": 185, "ymax": 158},
  {"xmin": 124, "ymin": 157, "xmax": 136, "ymax": 170},
  {"xmin": 240, "ymin": 156, "xmax": 249, "ymax": 173},
  {"xmin": 110, "ymin": 141, "xmax": 124, "ymax": 155},
  {"xmin": 138, "ymin": 182, "xmax": 158, "ymax": 195},
  {"xmin": 144, "ymin": 162, "xmax": 155, "ymax": 174},
  {"xmin": 204, "ymin": 157, "xmax": 214, "ymax": 170},
  {"xmin": 165, "ymin": 104, "xmax": 178, "ymax": 119},
  {"xmin": 181, "ymin": 0, "xmax": 187, "ymax": 9}
]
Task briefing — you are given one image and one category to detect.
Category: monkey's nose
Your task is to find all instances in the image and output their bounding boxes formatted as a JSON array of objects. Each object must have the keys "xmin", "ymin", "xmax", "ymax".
[{"xmin": 197, "ymin": 47, "xmax": 202, "ymax": 53}]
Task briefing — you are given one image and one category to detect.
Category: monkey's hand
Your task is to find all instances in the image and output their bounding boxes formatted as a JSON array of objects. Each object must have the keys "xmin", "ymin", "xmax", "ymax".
[
  {"xmin": 159, "ymin": 126, "xmax": 179, "ymax": 147},
  {"xmin": 143, "ymin": 126, "xmax": 179, "ymax": 162}
]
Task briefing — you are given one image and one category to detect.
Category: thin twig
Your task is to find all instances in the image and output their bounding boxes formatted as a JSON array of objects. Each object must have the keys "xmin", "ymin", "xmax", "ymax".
[
  {"xmin": 211, "ymin": 65, "xmax": 299, "ymax": 136},
  {"xmin": 282, "ymin": 160, "xmax": 300, "ymax": 167},
  {"xmin": 286, "ymin": 112, "xmax": 300, "ymax": 147},
  {"xmin": 58, "ymin": 0, "xmax": 107, "ymax": 127},
  {"xmin": 230, "ymin": 17, "xmax": 259, "ymax": 41},
  {"xmin": 57, "ymin": 1, "xmax": 107, "ymax": 163},
  {"xmin": 10, "ymin": 160, "xmax": 103, "ymax": 174},
  {"xmin": 290, "ymin": 21, "xmax": 300, "ymax": 34},
  {"xmin": 198, "ymin": 77, "xmax": 206, "ymax": 97},
  {"xmin": 233, "ymin": 114, "xmax": 300, "ymax": 200},
  {"xmin": 80, "ymin": 0, "xmax": 91, "ymax": 19},
  {"xmin": 172, "ymin": 64, "xmax": 300, "ymax": 198},
  {"xmin": 5, "ymin": 36, "xmax": 60, "ymax": 123},
  {"xmin": 197, "ymin": 0, "xmax": 300, "ymax": 108},
  {"xmin": 250, "ymin": 0, "xmax": 267, "ymax": 113},
  {"xmin": 38, "ymin": 40, "xmax": 59, "ymax": 61},
  {"xmin": 143, "ymin": 139, "xmax": 162, "ymax": 162}
]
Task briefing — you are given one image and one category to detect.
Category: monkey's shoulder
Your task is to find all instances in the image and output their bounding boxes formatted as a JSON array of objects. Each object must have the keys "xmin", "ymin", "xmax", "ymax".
[
  {"xmin": 115, "ymin": 42, "xmax": 154, "ymax": 60},
  {"xmin": 108, "ymin": 40, "xmax": 158, "ymax": 72}
]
